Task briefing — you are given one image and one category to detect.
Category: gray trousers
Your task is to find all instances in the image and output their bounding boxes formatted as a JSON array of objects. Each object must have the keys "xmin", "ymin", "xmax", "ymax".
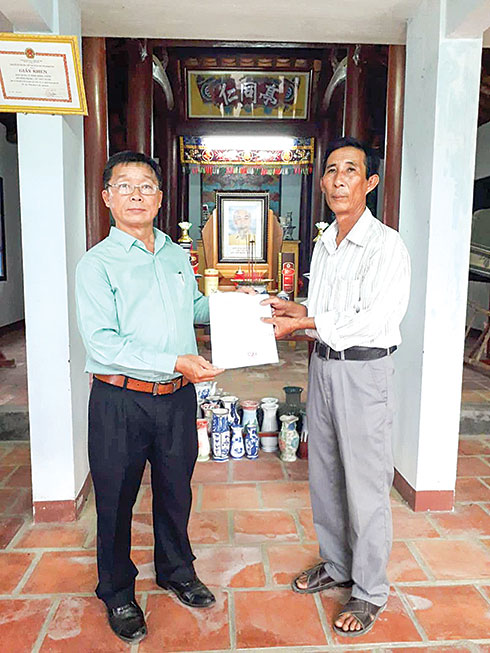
[{"xmin": 307, "ymin": 351, "xmax": 395, "ymax": 606}]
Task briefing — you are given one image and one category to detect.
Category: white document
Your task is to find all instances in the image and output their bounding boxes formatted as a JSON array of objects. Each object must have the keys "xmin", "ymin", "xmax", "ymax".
[{"xmin": 209, "ymin": 292, "xmax": 279, "ymax": 369}]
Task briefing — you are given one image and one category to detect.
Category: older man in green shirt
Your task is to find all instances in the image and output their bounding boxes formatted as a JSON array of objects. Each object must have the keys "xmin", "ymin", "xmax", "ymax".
[{"xmin": 76, "ymin": 151, "xmax": 223, "ymax": 644}]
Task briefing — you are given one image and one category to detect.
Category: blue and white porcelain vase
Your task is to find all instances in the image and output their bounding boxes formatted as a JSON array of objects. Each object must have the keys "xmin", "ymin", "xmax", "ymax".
[
  {"xmin": 221, "ymin": 395, "xmax": 240, "ymax": 428},
  {"xmin": 211, "ymin": 407, "xmax": 230, "ymax": 462},
  {"xmin": 244, "ymin": 423, "xmax": 260, "ymax": 459},
  {"xmin": 230, "ymin": 425, "xmax": 245, "ymax": 459},
  {"xmin": 279, "ymin": 414, "xmax": 300, "ymax": 462}
]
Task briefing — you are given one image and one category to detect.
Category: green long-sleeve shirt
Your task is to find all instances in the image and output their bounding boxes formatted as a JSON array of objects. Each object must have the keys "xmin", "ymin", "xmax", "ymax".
[{"xmin": 75, "ymin": 226, "xmax": 209, "ymax": 382}]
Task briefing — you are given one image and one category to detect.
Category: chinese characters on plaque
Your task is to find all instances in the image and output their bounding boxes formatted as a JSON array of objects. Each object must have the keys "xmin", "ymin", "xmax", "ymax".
[{"xmin": 186, "ymin": 70, "xmax": 310, "ymax": 120}]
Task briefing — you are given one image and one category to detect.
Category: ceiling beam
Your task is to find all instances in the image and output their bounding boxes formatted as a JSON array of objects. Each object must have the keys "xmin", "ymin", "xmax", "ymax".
[
  {"xmin": 1, "ymin": 0, "xmax": 54, "ymax": 32},
  {"xmin": 446, "ymin": 0, "xmax": 490, "ymax": 38}
]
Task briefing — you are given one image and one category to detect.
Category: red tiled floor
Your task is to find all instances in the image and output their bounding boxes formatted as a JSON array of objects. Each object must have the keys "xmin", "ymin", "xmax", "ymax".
[
  {"xmin": 22, "ymin": 551, "xmax": 97, "ymax": 594},
  {"xmin": 189, "ymin": 511, "xmax": 229, "ymax": 544},
  {"xmin": 412, "ymin": 539, "xmax": 490, "ymax": 579},
  {"xmin": 9, "ymin": 489, "xmax": 32, "ymax": 515},
  {"xmin": 459, "ymin": 438, "xmax": 490, "ymax": 455},
  {"xmin": 235, "ymin": 589, "xmax": 326, "ymax": 648},
  {"xmin": 387, "ymin": 542, "xmax": 428, "ymax": 582},
  {"xmin": 402, "ymin": 584, "xmax": 490, "ymax": 640},
  {"xmin": 457, "ymin": 455, "xmax": 490, "ymax": 477},
  {"xmin": 0, "ymin": 488, "xmax": 20, "ymax": 513},
  {"xmin": 191, "ymin": 461, "xmax": 229, "ymax": 483},
  {"xmin": 40, "ymin": 596, "xmax": 128, "ymax": 652},
  {"xmin": 430, "ymin": 503, "xmax": 490, "ymax": 536},
  {"xmin": 283, "ymin": 458, "xmax": 309, "ymax": 480},
  {"xmin": 131, "ymin": 513, "xmax": 154, "ymax": 546},
  {"xmin": 0, "ymin": 599, "xmax": 51, "ymax": 653},
  {"xmin": 234, "ymin": 509, "xmax": 298, "ymax": 542},
  {"xmin": 0, "ymin": 551, "xmax": 34, "ymax": 592},
  {"xmin": 201, "ymin": 484, "xmax": 260, "ymax": 510},
  {"xmin": 3, "ymin": 465, "xmax": 31, "ymax": 487},
  {"xmin": 392, "ymin": 506, "xmax": 440, "ymax": 539},
  {"xmin": 0, "ymin": 516, "xmax": 24, "ymax": 548},
  {"xmin": 455, "ymin": 477, "xmax": 490, "ymax": 502},
  {"xmin": 0, "ymin": 465, "xmax": 16, "ymax": 482},
  {"xmin": 0, "ymin": 446, "xmax": 31, "ymax": 466},
  {"xmin": 267, "ymin": 543, "xmax": 319, "ymax": 585},
  {"xmin": 133, "ymin": 549, "xmax": 158, "ymax": 590},
  {"xmin": 298, "ymin": 507, "xmax": 317, "ymax": 540},
  {"xmin": 134, "ymin": 485, "xmax": 152, "ymax": 513},
  {"xmin": 140, "ymin": 591, "xmax": 230, "ymax": 652},
  {"xmin": 260, "ymin": 481, "xmax": 311, "ymax": 509},
  {"xmin": 15, "ymin": 523, "xmax": 88, "ymax": 548},
  {"xmin": 320, "ymin": 588, "xmax": 422, "ymax": 645},
  {"xmin": 194, "ymin": 545, "xmax": 266, "ymax": 587},
  {"xmin": 231, "ymin": 458, "xmax": 285, "ymax": 481}
]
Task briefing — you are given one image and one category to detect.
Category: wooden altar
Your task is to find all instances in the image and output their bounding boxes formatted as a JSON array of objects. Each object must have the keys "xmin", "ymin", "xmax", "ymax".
[{"xmin": 199, "ymin": 209, "xmax": 283, "ymax": 291}]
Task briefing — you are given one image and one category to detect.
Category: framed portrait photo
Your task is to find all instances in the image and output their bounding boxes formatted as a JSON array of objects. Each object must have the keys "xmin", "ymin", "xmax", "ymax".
[{"xmin": 217, "ymin": 191, "xmax": 269, "ymax": 264}]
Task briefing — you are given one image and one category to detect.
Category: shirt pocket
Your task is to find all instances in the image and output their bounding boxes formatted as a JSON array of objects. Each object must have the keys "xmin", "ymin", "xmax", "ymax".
[
  {"xmin": 327, "ymin": 277, "xmax": 361, "ymax": 313},
  {"xmin": 172, "ymin": 271, "xmax": 188, "ymax": 308}
]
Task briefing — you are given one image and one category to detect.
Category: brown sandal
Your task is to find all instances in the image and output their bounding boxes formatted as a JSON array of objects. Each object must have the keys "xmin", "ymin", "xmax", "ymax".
[
  {"xmin": 333, "ymin": 598, "xmax": 386, "ymax": 637},
  {"xmin": 291, "ymin": 562, "xmax": 353, "ymax": 594}
]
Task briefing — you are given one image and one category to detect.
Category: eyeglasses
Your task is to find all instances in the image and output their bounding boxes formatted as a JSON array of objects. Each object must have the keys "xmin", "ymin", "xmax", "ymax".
[{"xmin": 107, "ymin": 182, "xmax": 160, "ymax": 196}]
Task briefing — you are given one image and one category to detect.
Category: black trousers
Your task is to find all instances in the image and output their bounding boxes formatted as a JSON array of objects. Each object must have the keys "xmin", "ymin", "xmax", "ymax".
[{"xmin": 88, "ymin": 378, "xmax": 198, "ymax": 608}]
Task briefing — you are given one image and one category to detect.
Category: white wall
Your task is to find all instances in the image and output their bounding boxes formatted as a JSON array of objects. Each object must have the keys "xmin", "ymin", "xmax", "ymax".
[
  {"xmin": 395, "ymin": 0, "xmax": 482, "ymax": 494},
  {"xmin": 0, "ymin": 124, "xmax": 23, "ymax": 327}
]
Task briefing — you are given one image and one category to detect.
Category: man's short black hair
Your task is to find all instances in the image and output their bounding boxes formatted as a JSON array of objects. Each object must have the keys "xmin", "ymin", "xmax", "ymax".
[
  {"xmin": 103, "ymin": 151, "xmax": 163, "ymax": 189},
  {"xmin": 322, "ymin": 136, "xmax": 380, "ymax": 179}
]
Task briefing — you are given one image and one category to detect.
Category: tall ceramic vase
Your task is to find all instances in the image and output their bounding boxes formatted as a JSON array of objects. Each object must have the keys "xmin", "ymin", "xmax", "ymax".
[
  {"xmin": 244, "ymin": 423, "xmax": 260, "ymax": 459},
  {"xmin": 283, "ymin": 386, "xmax": 303, "ymax": 409},
  {"xmin": 230, "ymin": 425, "xmax": 245, "ymax": 459},
  {"xmin": 241, "ymin": 400, "xmax": 259, "ymax": 428},
  {"xmin": 211, "ymin": 407, "xmax": 230, "ymax": 462},
  {"xmin": 278, "ymin": 414, "xmax": 300, "ymax": 462},
  {"xmin": 261, "ymin": 401, "xmax": 278, "ymax": 433},
  {"xmin": 196, "ymin": 418, "xmax": 210, "ymax": 462},
  {"xmin": 221, "ymin": 395, "xmax": 240, "ymax": 428}
]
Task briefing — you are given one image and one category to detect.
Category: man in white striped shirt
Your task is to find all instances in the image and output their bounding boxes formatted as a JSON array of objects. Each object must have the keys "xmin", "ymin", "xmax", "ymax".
[{"xmin": 262, "ymin": 137, "xmax": 410, "ymax": 637}]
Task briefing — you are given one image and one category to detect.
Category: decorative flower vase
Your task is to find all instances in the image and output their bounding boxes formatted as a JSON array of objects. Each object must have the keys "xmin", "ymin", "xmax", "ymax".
[
  {"xmin": 196, "ymin": 418, "xmax": 210, "ymax": 462},
  {"xmin": 211, "ymin": 408, "xmax": 230, "ymax": 462},
  {"xmin": 230, "ymin": 425, "xmax": 245, "ymax": 459},
  {"xmin": 279, "ymin": 414, "xmax": 300, "ymax": 462},
  {"xmin": 195, "ymin": 381, "xmax": 217, "ymax": 417},
  {"xmin": 260, "ymin": 433, "xmax": 279, "ymax": 452},
  {"xmin": 241, "ymin": 400, "xmax": 259, "ymax": 428},
  {"xmin": 200, "ymin": 402, "xmax": 216, "ymax": 435},
  {"xmin": 283, "ymin": 386, "xmax": 303, "ymax": 409},
  {"xmin": 298, "ymin": 411, "xmax": 308, "ymax": 460},
  {"xmin": 261, "ymin": 402, "xmax": 279, "ymax": 433},
  {"xmin": 221, "ymin": 395, "xmax": 240, "ymax": 428},
  {"xmin": 244, "ymin": 423, "xmax": 260, "ymax": 459}
]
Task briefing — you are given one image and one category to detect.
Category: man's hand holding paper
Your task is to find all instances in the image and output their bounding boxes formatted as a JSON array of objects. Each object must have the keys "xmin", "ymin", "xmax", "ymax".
[{"xmin": 209, "ymin": 292, "xmax": 279, "ymax": 369}]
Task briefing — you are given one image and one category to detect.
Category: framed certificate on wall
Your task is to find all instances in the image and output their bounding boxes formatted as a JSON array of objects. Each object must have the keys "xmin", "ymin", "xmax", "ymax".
[{"xmin": 0, "ymin": 33, "xmax": 87, "ymax": 115}]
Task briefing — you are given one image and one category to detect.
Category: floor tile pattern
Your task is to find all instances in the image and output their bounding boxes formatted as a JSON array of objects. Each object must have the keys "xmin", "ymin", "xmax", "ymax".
[
  {"xmin": 0, "ymin": 439, "xmax": 489, "ymax": 651},
  {"xmin": 1, "ymin": 328, "xmax": 490, "ymax": 651}
]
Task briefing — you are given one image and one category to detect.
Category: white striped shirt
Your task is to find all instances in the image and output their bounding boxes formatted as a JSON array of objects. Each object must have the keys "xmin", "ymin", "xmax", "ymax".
[{"xmin": 305, "ymin": 207, "xmax": 411, "ymax": 350}]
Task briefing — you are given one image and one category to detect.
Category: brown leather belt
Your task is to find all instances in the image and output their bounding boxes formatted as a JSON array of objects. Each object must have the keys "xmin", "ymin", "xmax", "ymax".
[{"xmin": 94, "ymin": 374, "xmax": 189, "ymax": 396}]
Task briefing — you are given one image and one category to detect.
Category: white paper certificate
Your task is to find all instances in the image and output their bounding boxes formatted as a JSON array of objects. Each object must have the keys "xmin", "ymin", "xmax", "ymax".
[
  {"xmin": 0, "ymin": 33, "xmax": 87, "ymax": 115},
  {"xmin": 209, "ymin": 293, "xmax": 279, "ymax": 369}
]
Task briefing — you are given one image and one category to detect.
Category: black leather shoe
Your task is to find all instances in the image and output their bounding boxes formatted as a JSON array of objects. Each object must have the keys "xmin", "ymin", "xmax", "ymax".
[
  {"xmin": 107, "ymin": 600, "xmax": 147, "ymax": 643},
  {"xmin": 160, "ymin": 575, "xmax": 216, "ymax": 608}
]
